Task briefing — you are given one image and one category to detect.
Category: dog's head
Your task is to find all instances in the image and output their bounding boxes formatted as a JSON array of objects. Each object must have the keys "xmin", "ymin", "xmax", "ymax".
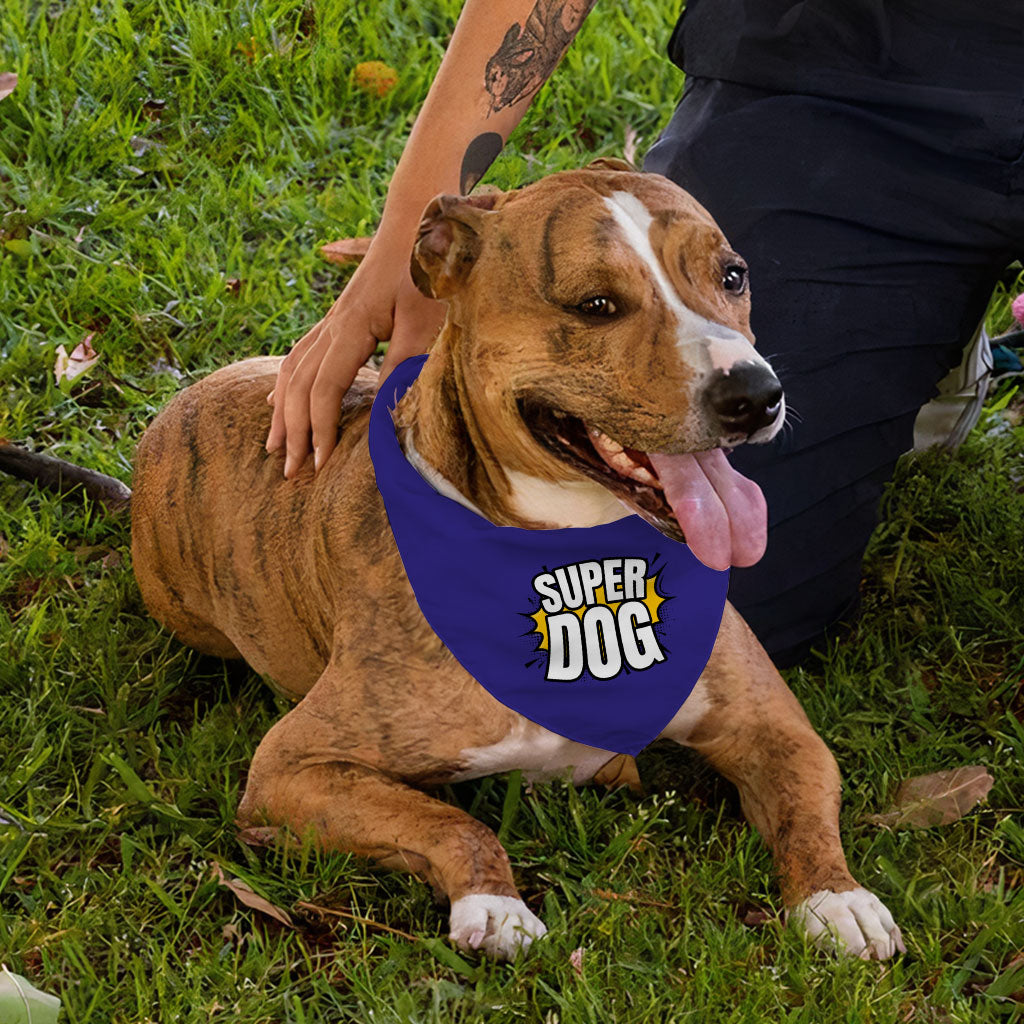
[{"xmin": 410, "ymin": 164, "xmax": 785, "ymax": 569}]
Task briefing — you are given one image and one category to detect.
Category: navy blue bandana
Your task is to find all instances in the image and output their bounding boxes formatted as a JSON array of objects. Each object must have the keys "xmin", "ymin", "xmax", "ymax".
[{"xmin": 369, "ymin": 356, "xmax": 728, "ymax": 756}]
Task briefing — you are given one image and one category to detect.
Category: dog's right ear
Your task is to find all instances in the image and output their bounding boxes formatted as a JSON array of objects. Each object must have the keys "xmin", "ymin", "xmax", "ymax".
[{"xmin": 411, "ymin": 193, "xmax": 501, "ymax": 300}]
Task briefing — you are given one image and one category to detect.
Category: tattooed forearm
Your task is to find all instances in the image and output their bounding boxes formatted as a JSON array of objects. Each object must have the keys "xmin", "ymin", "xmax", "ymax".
[
  {"xmin": 484, "ymin": 0, "xmax": 596, "ymax": 114},
  {"xmin": 459, "ymin": 2, "xmax": 595, "ymax": 193}
]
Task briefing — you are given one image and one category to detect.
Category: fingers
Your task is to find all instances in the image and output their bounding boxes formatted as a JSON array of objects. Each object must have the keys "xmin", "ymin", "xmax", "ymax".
[
  {"xmin": 309, "ymin": 328, "xmax": 379, "ymax": 471},
  {"xmin": 267, "ymin": 262, "xmax": 444, "ymax": 478},
  {"xmin": 268, "ymin": 293, "xmax": 384, "ymax": 476},
  {"xmin": 266, "ymin": 324, "xmax": 320, "ymax": 455},
  {"xmin": 280, "ymin": 327, "xmax": 376, "ymax": 478}
]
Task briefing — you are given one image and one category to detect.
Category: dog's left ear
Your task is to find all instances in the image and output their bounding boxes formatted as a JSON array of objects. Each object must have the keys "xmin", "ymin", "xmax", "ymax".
[
  {"xmin": 411, "ymin": 193, "xmax": 502, "ymax": 300},
  {"xmin": 585, "ymin": 157, "xmax": 635, "ymax": 173}
]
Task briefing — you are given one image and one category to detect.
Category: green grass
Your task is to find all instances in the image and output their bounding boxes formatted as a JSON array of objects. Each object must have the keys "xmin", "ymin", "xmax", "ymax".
[{"xmin": 1, "ymin": 1, "xmax": 1023, "ymax": 1021}]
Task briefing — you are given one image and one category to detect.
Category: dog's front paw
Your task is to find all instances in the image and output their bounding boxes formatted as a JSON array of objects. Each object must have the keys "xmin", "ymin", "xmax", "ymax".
[
  {"xmin": 449, "ymin": 894, "xmax": 547, "ymax": 960},
  {"xmin": 789, "ymin": 887, "xmax": 905, "ymax": 960}
]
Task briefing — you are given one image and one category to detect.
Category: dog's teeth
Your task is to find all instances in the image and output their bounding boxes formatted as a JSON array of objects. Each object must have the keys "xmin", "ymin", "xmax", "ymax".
[
  {"xmin": 588, "ymin": 428, "xmax": 624, "ymax": 457},
  {"xmin": 588, "ymin": 430, "xmax": 658, "ymax": 486},
  {"xmin": 625, "ymin": 464, "xmax": 658, "ymax": 486}
]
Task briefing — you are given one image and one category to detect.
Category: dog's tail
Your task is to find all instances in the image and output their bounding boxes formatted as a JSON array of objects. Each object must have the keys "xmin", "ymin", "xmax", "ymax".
[{"xmin": 0, "ymin": 441, "xmax": 131, "ymax": 511}]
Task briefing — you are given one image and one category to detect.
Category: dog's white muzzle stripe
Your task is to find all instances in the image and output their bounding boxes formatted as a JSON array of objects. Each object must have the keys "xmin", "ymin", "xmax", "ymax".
[{"xmin": 603, "ymin": 191, "xmax": 772, "ymax": 378}]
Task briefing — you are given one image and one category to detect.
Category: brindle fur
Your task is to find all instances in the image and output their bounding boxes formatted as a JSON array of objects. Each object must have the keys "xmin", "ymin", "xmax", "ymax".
[{"xmin": 132, "ymin": 168, "xmax": 862, "ymax": 927}]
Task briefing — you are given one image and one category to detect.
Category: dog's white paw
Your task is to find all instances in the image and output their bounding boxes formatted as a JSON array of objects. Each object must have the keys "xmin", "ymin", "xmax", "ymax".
[
  {"xmin": 789, "ymin": 887, "xmax": 905, "ymax": 960},
  {"xmin": 449, "ymin": 894, "xmax": 547, "ymax": 960}
]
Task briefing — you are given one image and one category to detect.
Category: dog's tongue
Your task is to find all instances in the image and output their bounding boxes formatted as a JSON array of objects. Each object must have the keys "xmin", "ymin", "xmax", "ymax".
[{"xmin": 648, "ymin": 450, "xmax": 767, "ymax": 570}]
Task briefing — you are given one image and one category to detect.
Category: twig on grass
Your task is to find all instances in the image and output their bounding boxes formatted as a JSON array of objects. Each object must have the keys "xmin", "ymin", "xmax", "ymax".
[
  {"xmin": 0, "ymin": 441, "xmax": 131, "ymax": 511},
  {"xmin": 589, "ymin": 888, "xmax": 677, "ymax": 911},
  {"xmin": 294, "ymin": 900, "xmax": 421, "ymax": 943}
]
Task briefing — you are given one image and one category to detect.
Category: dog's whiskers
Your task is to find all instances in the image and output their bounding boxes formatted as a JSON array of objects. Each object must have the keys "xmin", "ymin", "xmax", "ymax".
[{"xmin": 782, "ymin": 401, "xmax": 803, "ymax": 426}]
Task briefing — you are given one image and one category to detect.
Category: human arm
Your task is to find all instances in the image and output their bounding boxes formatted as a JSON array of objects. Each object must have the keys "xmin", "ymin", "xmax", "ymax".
[{"xmin": 267, "ymin": 0, "xmax": 597, "ymax": 477}]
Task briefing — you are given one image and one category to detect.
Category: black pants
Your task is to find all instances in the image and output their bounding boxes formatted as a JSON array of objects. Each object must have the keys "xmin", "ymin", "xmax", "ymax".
[{"xmin": 645, "ymin": 78, "xmax": 1024, "ymax": 662}]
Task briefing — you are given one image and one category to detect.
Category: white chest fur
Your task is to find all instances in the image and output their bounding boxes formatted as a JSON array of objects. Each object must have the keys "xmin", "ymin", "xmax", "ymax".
[{"xmin": 454, "ymin": 675, "xmax": 712, "ymax": 784}]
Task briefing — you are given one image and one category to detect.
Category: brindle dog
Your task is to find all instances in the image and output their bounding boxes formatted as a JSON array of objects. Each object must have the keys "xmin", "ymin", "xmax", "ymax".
[{"xmin": 128, "ymin": 165, "xmax": 903, "ymax": 960}]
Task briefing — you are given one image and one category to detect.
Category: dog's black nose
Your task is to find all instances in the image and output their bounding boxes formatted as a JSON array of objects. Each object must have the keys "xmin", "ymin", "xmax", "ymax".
[{"xmin": 704, "ymin": 363, "xmax": 783, "ymax": 438}]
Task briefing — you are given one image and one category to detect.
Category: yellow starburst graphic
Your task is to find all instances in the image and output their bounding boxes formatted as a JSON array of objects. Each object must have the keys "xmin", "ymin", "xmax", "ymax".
[{"xmin": 528, "ymin": 571, "xmax": 667, "ymax": 653}]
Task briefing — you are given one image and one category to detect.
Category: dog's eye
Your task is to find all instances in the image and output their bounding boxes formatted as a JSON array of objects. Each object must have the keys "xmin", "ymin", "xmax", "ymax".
[
  {"xmin": 576, "ymin": 296, "xmax": 617, "ymax": 317},
  {"xmin": 722, "ymin": 264, "xmax": 748, "ymax": 295}
]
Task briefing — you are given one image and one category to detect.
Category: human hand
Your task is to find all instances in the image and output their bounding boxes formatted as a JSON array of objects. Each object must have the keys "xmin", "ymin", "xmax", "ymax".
[{"xmin": 266, "ymin": 245, "xmax": 446, "ymax": 477}]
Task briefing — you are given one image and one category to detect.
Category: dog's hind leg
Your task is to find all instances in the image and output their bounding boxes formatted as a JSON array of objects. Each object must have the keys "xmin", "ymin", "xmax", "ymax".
[
  {"xmin": 238, "ymin": 689, "xmax": 546, "ymax": 960},
  {"xmin": 663, "ymin": 603, "xmax": 904, "ymax": 960}
]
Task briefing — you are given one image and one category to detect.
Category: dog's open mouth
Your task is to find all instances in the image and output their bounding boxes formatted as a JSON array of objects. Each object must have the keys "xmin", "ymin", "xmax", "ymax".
[{"xmin": 519, "ymin": 402, "xmax": 767, "ymax": 570}]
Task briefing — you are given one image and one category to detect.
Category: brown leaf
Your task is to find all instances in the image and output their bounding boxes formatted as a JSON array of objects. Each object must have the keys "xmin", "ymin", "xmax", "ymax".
[
  {"xmin": 352, "ymin": 61, "xmax": 398, "ymax": 97},
  {"xmin": 101, "ymin": 550, "xmax": 123, "ymax": 569},
  {"xmin": 212, "ymin": 863, "xmax": 294, "ymax": 928},
  {"xmin": 0, "ymin": 73, "xmax": 16, "ymax": 102},
  {"xmin": 236, "ymin": 825, "xmax": 282, "ymax": 848},
  {"xmin": 740, "ymin": 905, "xmax": 772, "ymax": 928},
  {"xmin": 140, "ymin": 97, "xmax": 166, "ymax": 121},
  {"xmin": 236, "ymin": 36, "xmax": 259, "ymax": 62},
  {"xmin": 129, "ymin": 135, "xmax": 162, "ymax": 157},
  {"xmin": 569, "ymin": 947, "xmax": 584, "ymax": 977},
  {"xmin": 0, "ymin": 534, "xmax": 8, "ymax": 560},
  {"xmin": 54, "ymin": 333, "xmax": 100, "ymax": 385},
  {"xmin": 868, "ymin": 766, "xmax": 994, "ymax": 829},
  {"xmin": 74, "ymin": 544, "xmax": 108, "ymax": 564},
  {"xmin": 320, "ymin": 237, "xmax": 373, "ymax": 265}
]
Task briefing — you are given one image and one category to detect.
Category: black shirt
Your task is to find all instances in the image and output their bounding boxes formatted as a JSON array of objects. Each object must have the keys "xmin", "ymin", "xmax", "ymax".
[{"xmin": 669, "ymin": 1, "xmax": 1024, "ymax": 111}]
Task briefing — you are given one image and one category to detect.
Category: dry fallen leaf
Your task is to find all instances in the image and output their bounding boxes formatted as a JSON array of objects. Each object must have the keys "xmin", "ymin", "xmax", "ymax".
[
  {"xmin": 0, "ymin": 73, "xmax": 16, "ymax": 102},
  {"xmin": 570, "ymin": 947, "xmax": 584, "ymax": 977},
  {"xmin": 320, "ymin": 237, "xmax": 373, "ymax": 266},
  {"xmin": 740, "ymin": 906, "xmax": 772, "ymax": 928},
  {"xmin": 236, "ymin": 824, "xmax": 282, "ymax": 848},
  {"xmin": 140, "ymin": 97, "xmax": 166, "ymax": 121},
  {"xmin": 213, "ymin": 863, "xmax": 294, "ymax": 928},
  {"xmin": 353, "ymin": 61, "xmax": 398, "ymax": 97},
  {"xmin": 129, "ymin": 135, "xmax": 162, "ymax": 156},
  {"xmin": 54, "ymin": 333, "xmax": 100, "ymax": 385},
  {"xmin": 236, "ymin": 36, "xmax": 260, "ymax": 62},
  {"xmin": 74, "ymin": 544, "xmax": 109, "ymax": 564},
  {"xmin": 868, "ymin": 766, "xmax": 994, "ymax": 829}
]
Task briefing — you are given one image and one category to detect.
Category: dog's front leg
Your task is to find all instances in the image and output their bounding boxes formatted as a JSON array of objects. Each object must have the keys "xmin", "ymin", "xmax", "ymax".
[
  {"xmin": 237, "ymin": 673, "xmax": 546, "ymax": 960},
  {"xmin": 663, "ymin": 604, "xmax": 904, "ymax": 959}
]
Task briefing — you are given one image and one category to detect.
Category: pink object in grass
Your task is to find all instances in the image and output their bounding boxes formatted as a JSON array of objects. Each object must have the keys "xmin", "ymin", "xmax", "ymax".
[{"xmin": 1012, "ymin": 293, "xmax": 1024, "ymax": 327}]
